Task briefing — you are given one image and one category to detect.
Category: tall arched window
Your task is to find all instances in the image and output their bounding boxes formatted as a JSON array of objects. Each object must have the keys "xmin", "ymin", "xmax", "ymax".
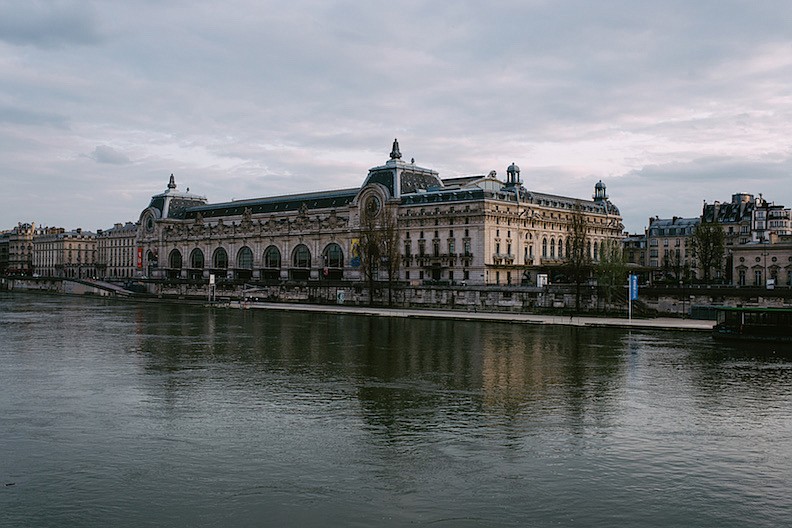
[
  {"xmin": 169, "ymin": 249, "xmax": 182, "ymax": 269},
  {"xmin": 322, "ymin": 243, "xmax": 344, "ymax": 280},
  {"xmin": 550, "ymin": 239, "xmax": 556, "ymax": 258},
  {"xmin": 323, "ymin": 243, "xmax": 344, "ymax": 268},
  {"xmin": 292, "ymin": 245, "xmax": 311, "ymax": 268},
  {"xmin": 263, "ymin": 246, "xmax": 281, "ymax": 268},
  {"xmin": 189, "ymin": 248, "xmax": 204, "ymax": 269},
  {"xmin": 542, "ymin": 238, "xmax": 548, "ymax": 258},
  {"xmin": 290, "ymin": 244, "xmax": 311, "ymax": 280},
  {"xmin": 557, "ymin": 237, "xmax": 564, "ymax": 259},
  {"xmin": 188, "ymin": 248, "xmax": 204, "ymax": 280},
  {"xmin": 212, "ymin": 247, "xmax": 228, "ymax": 269},
  {"xmin": 593, "ymin": 241, "xmax": 599, "ymax": 261},
  {"xmin": 166, "ymin": 249, "xmax": 182, "ymax": 279},
  {"xmin": 237, "ymin": 246, "xmax": 253, "ymax": 269},
  {"xmin": 261, "ymin": 246, "xmax": 281, "ymax": 281}
]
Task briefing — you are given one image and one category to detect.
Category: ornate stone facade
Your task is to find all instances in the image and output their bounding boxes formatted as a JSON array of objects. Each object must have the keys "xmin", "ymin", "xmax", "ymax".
[
  {"xmin": 732, "ymin": 235, "xmax": 792, "ymax": 288},
  {"xmin": 6, "ymin": 223, "xmax": 39, "ymax": 276},
  {"xmin": 646, "ymin": 216, "xmax": 700, "ymax": 281},
  {"xmin": 136, "ymin": 142, "xmax": 624, "ymax": 285},
  {"xmin": 32, "ymin": 228, "xmax": 97, "ymax": 278},
  {"xmin": 97, "ymin": 222, "xmax": 139, "ymax": 280}
]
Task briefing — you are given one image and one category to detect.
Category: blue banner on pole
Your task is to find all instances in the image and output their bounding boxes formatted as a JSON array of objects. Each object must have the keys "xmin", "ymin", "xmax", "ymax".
[{"xmin": 629, "ymin": 274, "xmax": 638, "ymax": 300}]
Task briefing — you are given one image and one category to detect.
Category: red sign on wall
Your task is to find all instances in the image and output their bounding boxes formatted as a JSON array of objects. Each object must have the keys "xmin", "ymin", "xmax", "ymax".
[{"xmin": 137, "ymin": 247, "xmax": 143, "ymax": 269}]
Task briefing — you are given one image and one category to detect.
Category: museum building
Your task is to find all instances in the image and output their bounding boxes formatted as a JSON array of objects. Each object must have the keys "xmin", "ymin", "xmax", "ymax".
[{"xmin": 136, "ymin": 141, "xmax": 624, "ymax": 286}]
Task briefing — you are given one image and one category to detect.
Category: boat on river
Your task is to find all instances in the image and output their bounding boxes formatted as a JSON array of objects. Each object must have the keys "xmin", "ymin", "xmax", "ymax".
[{"xmin": 713, "ymin": 307, "xmax": 792, "ymax": 342}]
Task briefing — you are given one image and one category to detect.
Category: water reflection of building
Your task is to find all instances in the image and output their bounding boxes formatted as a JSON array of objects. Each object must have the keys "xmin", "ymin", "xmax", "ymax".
[
  {"xmin": 479, "ymin": 326, "xmax": 626, "ymax": 417},
  {"xmin": 135, "ymin": 140, "xmax": 623, "ymax": 285}
]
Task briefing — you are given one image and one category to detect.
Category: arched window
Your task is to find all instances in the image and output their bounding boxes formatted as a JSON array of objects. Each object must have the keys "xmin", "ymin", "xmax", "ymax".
[
  {"xmin": 189, "ymin": 248, "xmax": 204, "ymax": 269},
  {"xmin": 263, "ymin": 246, "xmax": 281, "ymax": 268},
  {"xmin": 550, "ymin": 239, "xmax": 556, "ymax": 258},
  {"xmin": 542, "ymin": 238, "xmax": 547, "ymax": 258},
  {"xmin": 212, "ymin": 247, "xmax": 228, "ymax": 269},
  {"xmin": 168, "ymin": 249, "xmax": 182, "ymax": 269},
  {"xmin": 237, "ymin": 246, "xmax": 253, "ymax": 269},
  {"xmin": 323, "ymin": 243, "xmax": 344, "ymax": 268},
  {"xmin": 587, "ymin": 241, "xmax": 592, "ymax": 259},
  {"xmin": 557, "ymin": 237, "xmax": 564, "ymax": 259},
  {"xmin": 292, "ymin": 245, "xmax": 311, "ymax": 268},
  {"xmin": 593, "ymin": 241, "xmax": 599, "ymax": 261}
]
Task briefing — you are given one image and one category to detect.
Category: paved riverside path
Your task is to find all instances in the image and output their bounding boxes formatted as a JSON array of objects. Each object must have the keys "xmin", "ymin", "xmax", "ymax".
[{"xmin": 226, "ymin": 301, "xmax": 715, "ymax": 332}]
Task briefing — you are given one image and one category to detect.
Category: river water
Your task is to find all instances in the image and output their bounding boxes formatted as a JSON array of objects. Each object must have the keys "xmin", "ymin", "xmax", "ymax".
[{"xmin": 1, "ymin": 292, "xmax": 791, "ymax": 527}]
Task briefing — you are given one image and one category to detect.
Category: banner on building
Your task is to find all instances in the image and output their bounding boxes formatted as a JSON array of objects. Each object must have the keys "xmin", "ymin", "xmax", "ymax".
[
  {"xmin": 136, "ymin": 247, "xmax": 143, "ymax": 269},
  {"xmin": 350, "ymin": 238, "xmax": 361, "ymax": 267}
]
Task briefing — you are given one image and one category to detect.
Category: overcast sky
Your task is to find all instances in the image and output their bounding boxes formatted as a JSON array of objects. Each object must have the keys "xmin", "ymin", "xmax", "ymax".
[{"xmin": 2, "ymin": 0, "xmax": 791, "ymax": 233}]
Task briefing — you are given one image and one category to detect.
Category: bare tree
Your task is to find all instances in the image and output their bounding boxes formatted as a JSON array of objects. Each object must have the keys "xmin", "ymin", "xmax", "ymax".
[
  {"xmin": 595, "ymin": 239, "xmax": 627, "ymax": 312},
  {"xmin": 564, "ymin": 201, "xmax": 591, "ymax": 312},
  {"xmin": 358, "ymin": 198, "xmax": 401, "ymax": 306},
  {"xmin": 358, "ymin": 202, "xmax": 382, "ymax": 306},
  {"xmin": 691, "ymin": 222, "xmax": 725, "ymax": 283},
  {"xmin": 380, "ymin": 206, "xmax": 401, "ymax": 306}
]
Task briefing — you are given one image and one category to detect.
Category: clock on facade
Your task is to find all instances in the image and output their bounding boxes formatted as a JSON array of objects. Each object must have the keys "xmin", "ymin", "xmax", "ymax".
[{"xmin": 365, "ymin": 196, "xmax": 381, "ymax": 217}]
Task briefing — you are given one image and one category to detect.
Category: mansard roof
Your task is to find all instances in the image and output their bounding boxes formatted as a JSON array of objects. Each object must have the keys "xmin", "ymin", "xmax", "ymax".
[
  {"xmin": 649, "ymin": 216, "xmax": 700, "ymax": 228},
  {"xmin": 182, "ymin": 187, "xmax": 360, "ymax": 219},
  {"xmin": 702, "ymin": 200, "xmax": 754, "ymax": 224},
  {"xmin": 151, "ymin": 140, "xmax": 621, "ymax": 221}
]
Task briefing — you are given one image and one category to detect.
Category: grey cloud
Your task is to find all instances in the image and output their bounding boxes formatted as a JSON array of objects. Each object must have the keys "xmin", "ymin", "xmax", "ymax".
[
  {"xmin": 3, "ymin": 1, "xmax": 792, "ymax": 232},
  {"xmin": 88, "ymin": 145, "xmax": 130, "ymax": 165},
  {"xmin": 614, "ymin": 156, "xmax": 792, "ymax": 231},
  {"xmin": 0, "ymin": 0, "xmax": 103, "ymax": 48},
  {"xmin": 0, "ymin": 105, "xmax": 69, "ymax": 128}
]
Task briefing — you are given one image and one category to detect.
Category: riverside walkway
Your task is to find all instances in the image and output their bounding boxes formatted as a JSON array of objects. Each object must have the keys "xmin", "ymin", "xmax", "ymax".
[{"xmin": 227, "ymin": 301, "xmax": 715, "ymax": 332}]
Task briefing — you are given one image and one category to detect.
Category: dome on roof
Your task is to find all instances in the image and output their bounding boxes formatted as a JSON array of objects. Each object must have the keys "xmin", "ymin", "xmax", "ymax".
[
  {"xmin": 506, "ymin": 162, "xmax": 521, "ymax": 185},
  {"xmin": 593, "ymin": 180, "xmax": 608, "ymax": 202}
]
